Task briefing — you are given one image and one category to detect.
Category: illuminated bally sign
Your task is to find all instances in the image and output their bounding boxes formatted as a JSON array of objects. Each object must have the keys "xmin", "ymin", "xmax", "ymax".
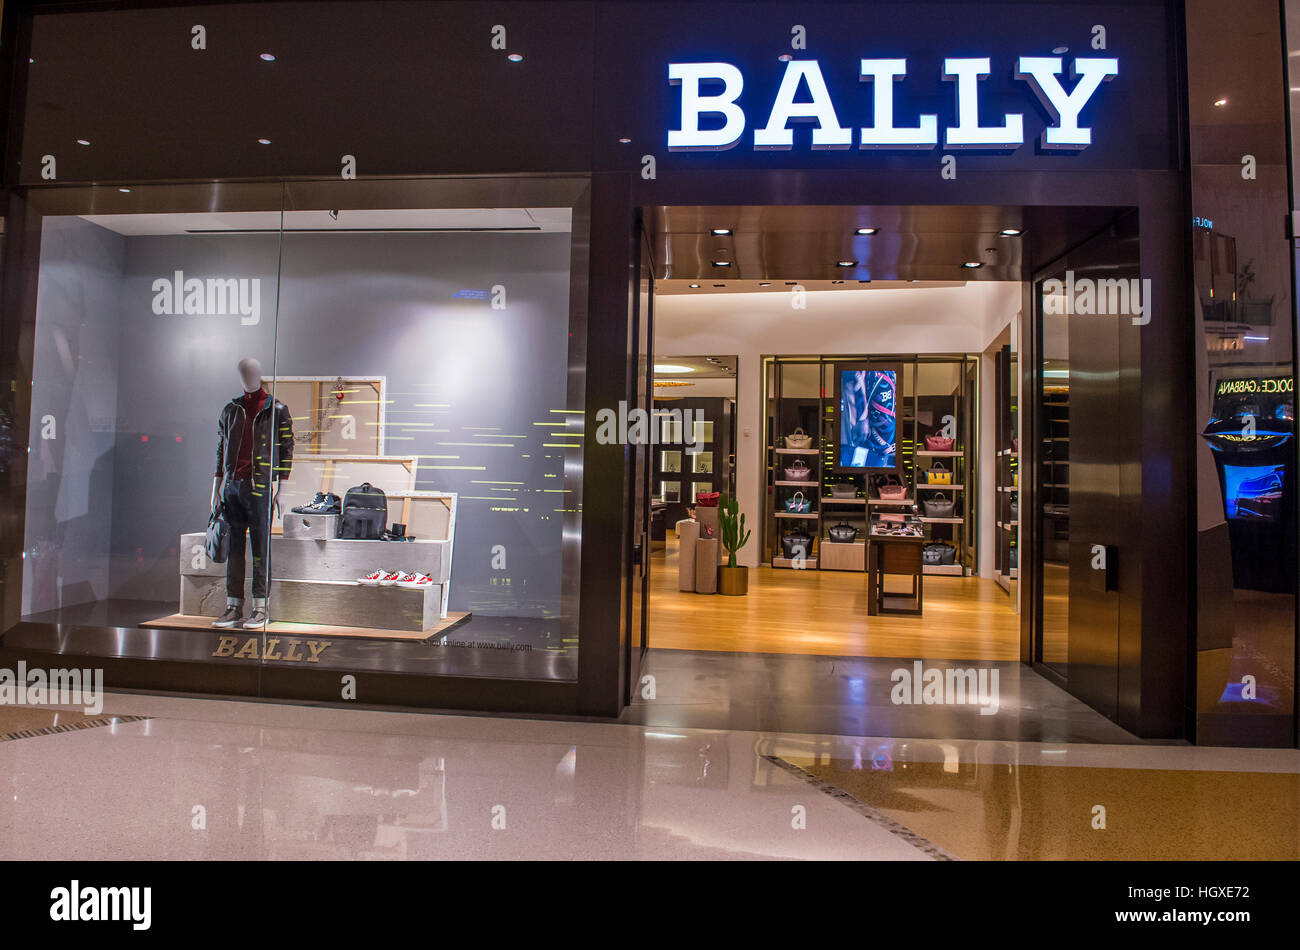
[{"xmin": 667, "ymin": 56, "xmax": 1118, "ymax": 152}]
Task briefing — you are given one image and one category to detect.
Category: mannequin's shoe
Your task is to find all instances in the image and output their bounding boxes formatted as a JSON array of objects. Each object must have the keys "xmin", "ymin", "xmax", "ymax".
[
  {"xmin": 212, "ymin": 606, "xmax": 242, "ymax": 628},
  {"xmin": 242, "ymin": 608, "xmax": 269, "ymax": 628}
]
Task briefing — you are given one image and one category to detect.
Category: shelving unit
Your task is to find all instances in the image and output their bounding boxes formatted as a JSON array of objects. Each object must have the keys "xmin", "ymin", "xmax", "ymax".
[
  {"xmin": 994, "ymin": 344, "xmax": 1020, "ymax": 593},
  {"xmin": 764, "ymin": 356, "xmax": 975, "ymax": 574}
]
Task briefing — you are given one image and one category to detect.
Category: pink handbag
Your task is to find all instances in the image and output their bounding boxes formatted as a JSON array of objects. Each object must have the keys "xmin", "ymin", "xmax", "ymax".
[
  {"xmin": 925, "ymin": 435, "xmax": 955, "ymax": 451},
  {"xmin": 877, "ymin": 475, "xmax": 907, "ymax": 499},
  {"xmin": 783, "ymin": 459, "xmax": 814, "ymax": 481}
]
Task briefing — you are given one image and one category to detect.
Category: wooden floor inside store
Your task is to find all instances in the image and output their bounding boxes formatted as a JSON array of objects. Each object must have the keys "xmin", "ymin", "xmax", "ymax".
[{"xmin": 649, "ymin": 534, "xmax": 1019, "ymax": 660}]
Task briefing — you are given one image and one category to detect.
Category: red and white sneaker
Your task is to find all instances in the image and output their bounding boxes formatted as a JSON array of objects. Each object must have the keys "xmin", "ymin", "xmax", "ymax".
[
  {"xmin": 396, "ymin": 572, "xmax": 435, "ymax": 589},
  {"xmin": 378, "ymin": 570, "xmax": 407, "ymax": 587},
  {"xmin": 357, "ymin": 568, "xmax": 388, "ymax": 587}
]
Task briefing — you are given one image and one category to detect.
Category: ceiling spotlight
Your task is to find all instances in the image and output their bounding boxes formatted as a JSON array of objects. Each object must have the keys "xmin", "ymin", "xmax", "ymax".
[
  {"xmin": 508, "ymin": 53, "xmax": 523, "ymax": 62},
  {"xmin": 858, "ymin": 279, "xmax": 871, "ymax": 283},
  {"xmin": 257, "ymin": 138, "xmax": 271, "ymax": 145},
  {"xmin": 855, "ymin": 227, "xmax": 878, "ymax": 235},
  {"xmin": 758, "ymin": 281, "xmax": 771, "ymax": 287},
  {"xmin": 712, "ymin": 283, "xmax": 726, "ymax": 288},
  {"xmin": 1052, "ymin": 45, "xmax": 1069, "ymax": 55},
  {"xmin": 75, "ymin": 139, "xmax": 90, "ymax": 146},
  {"xmin": 688, "ymin": 283, "xmax": 701, "ymax": 288},
  {"xmin": 831, "ymin": 279, "xmax": 845, "ymax": 284},
  {"xmin": 119, "ymin": 187, "xmax": 131, "ymax": 193},
  {"xmin": 259, "ymin": 52, "xmax": 276, "ymax": 62},
  {"xmin": 962, "ymin": 261, "xmax": 983, "ymax": 269},
  {"xmin": 1213, "ymin": 97, "xmax": 1228, "ymax": 107},
  {"xmin": 711, "ymin": 228, "xmax": 733, "ymax": 235},
  {"xmin": 618, "ymin": 137, "xmax": 631, "ymax": 144},
  {"xmin": 778, "ymin": 53, "xmax": 793, "ymax": 62},
  {"xmin": 712, "ymin": 260, "xmax": 732, "ymax": 267},
  {"xmin": 784, "ymin": 281, "xmax": 797, "ymax": 285},
  {"xmin": 1000, "ymin": 227, "xmax": 1023, "ymax": 236},
  {"xmin": 836, "ymin": 260, "xmax": 857, "ymax": 267}
]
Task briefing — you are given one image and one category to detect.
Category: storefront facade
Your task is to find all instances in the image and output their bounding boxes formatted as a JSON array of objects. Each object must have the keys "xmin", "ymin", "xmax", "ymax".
[{"xmin": 0, "ymin": 0, "xmax": 1293, "ymax": 746}]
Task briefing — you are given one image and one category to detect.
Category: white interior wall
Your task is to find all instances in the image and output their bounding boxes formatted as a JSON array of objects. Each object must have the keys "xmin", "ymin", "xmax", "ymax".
[{"xmin": 656, "ymin": 282, "xmax": 1019, "ymax": 567}]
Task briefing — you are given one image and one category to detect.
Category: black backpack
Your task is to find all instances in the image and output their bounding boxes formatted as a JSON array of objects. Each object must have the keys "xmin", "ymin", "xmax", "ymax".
[{"xmin": 341, "ymin": 482, "xmax": 387, "ymax": 539}]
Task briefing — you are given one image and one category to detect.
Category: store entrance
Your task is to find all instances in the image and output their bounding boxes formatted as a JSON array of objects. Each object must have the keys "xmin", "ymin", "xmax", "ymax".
[{"xmin": 626, "ymin": 203, "xmax": 1146, "ymax": 740}]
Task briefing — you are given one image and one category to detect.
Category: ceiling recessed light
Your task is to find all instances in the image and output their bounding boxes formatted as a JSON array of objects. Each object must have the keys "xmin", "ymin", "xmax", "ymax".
[
  {"xmin": 257, "ymin": 138, "xmax": 271, "ymax": 145},
  {"xmin": 785, "ymin": 281, "xmax": 797, "ymax": 285},
  {"xmin": 1000, "ymin": 227, "xmax": 1023, "ymax": 236},
  {"xmin": 259, "ymin": 52, "xmax": 276, "ymax": 62},
  {"xmin": 712, "ymin": 283, "xmax": 726, "ymax": 287},
  {"xmin": 1052, "ymin": 45, "xmax": 1069, "ymax": 55},
  {"xmin": 712, "ymin": 260, "xmax": 731, "ymax": 267},
  {"xmin": 508, "ymin": 53, "xmax": 523, "ymax": 62},
  {"xmin": 855, "ymin": 227, "xmax": 878, "ymax": 235},
  {"xmin": 655, "ymin": 364, "xmax": 695, "ymax": 373},
  {"xmin": 1213, "ymin": 97, "xmax": 1228, "ymax": 107},
  {"xmin": 908, "ymin": 279, "xmax": 919, "ymax": 282},
  {"xmin": 836, "ymin": 260, "xmax": 857, "ymax": 267},
  {"xmin": 962, "ymin": 261, "xmax": 983, "ymax": 269},
  {"xmin": 858, "ymin": 279, "xmax": 871, "ymax": 283},
  {"xmin": 711, "ymin": 228, "xmax": 732, "ymax": 235},
  {"xmin": 119, "ymin": 187, "xmax": 131, "ymax": 193},
  {"xmin": 618, "ymin": 137, "xmax": 631, "ymax": 144},
  {"xmin": 831, "ymin": 279, "xmax": 845, "ymax": 284},
  {"xmin": 778, "ymin": 53, "xmax": 793, "ymax": 62},
  {"xmin": 75, "ymin": 139, "xmax": 90, "ymax": 146},
  {"xmin": 688, "ymin": 283, "xmax": 701, "ymax": 288},
  {"xmin": 758, "ymin": 281, "xmax": 771, "ymax": 287}
]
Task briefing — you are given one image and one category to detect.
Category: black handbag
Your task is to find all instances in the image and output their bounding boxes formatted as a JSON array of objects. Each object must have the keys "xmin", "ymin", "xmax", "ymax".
[
  {"xmin": 781, "ymin": 531, "xmax": 813, "ymax": 559},
  {"xmin": 921, "ymin": 491, "xmax": 956, "ymax": 518},
  {"xmin": 922, "ymin": 542, "xmax": 957, "ymax": 565},
  {"xmin": 827, "ymin": 522, "xmax": 857, "ymax": 543},
  {"xmin": 205, "ymin": 504, "xmax": 230, "ymax": 563}
]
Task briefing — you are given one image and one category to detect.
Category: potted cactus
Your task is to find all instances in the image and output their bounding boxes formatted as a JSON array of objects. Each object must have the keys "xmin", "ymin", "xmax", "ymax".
[{"xmin": 717, "ymin": 493, "xmax": 752, "ymax": 596}]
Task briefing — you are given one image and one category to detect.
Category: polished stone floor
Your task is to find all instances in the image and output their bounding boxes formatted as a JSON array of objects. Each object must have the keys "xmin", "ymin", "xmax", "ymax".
[
  {"xmin": 624, "ymin": 648, "xmax": 1143, "ymax": 743},
  {"xmin": 2, "ymin": 694, "xmax": 1297, "ymax": 860}
]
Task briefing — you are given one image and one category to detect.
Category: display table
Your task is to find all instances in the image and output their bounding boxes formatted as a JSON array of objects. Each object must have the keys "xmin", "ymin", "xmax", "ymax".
[
  {"xmin": 867, "ymin": 536, "xmax": 924, "ymax": 616},
  {"xmin": 174, "ymin": 531, "xmax": 455, "ymax": 633}
]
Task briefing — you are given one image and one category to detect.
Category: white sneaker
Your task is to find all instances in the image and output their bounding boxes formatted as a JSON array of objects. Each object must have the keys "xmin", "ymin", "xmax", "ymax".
[
  {"xmin": 358, "ymin": 568, "xmax": 387, "ymax": 587},
  {"xmin": 396, "ymin": 572, "xmax": 434, "ymax": 589},
  {"xmin": 378, "ymin": 570, "xmax": 406, "ymax": 587},
  {"xmin": 387, "ymin": 571, "xmax": 418, "ymax": 587}
]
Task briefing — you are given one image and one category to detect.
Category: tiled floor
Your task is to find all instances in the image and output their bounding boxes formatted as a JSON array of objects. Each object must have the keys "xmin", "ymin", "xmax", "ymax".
[{"xmin": 2, "ymin": 694, "xmax": 1297, "ymax": 861}]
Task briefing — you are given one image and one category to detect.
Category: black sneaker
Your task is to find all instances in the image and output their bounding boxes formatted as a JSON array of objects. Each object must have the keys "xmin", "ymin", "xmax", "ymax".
[
  {"xmin": 291, "ymin": 492, "xmax": 326, "ymax": 514},
  {"xmin": 211, "ymin": 606, "xmax": 242, "ymax": 628},
  {"xmin": 242, "ymin": 607, "xmax": 269, "ymax": 629}
]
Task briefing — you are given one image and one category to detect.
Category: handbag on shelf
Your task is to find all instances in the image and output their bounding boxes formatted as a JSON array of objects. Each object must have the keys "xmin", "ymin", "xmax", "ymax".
[
  {"xmin": 205, "ymin": 503, "xmax": 231, "ymax": 563},
  {"xmin": 921, "ymin": 491, "xmax": 956, "ymax": 518},
  {"xmin": 783, "ymin": 458, "xmax": 814, "ymax": 481},
  {"xmin": 827, "ymin": 522, "xmax": 858, "ymax": 543},
  {"xmin": 877, "ymin": 474, "xmax": 908, "ymax": 500},
  {"xmin": 1011, "ymin": 436, "xmax": 1019, "ymax": 453},
  {"xmin": 781, "ymin": 531, "xmax": 814, "ymax": 559},
  {"xmin": 925, "ymin": 435, "xmax": 955, "ymax": 451},
  {"xmin": 922, "ymin": 542, "xmax": 957, "ymax": 565},
  {"xmin": 784, "ymin": 491, "xmax": 812, "ymax": 513},
  {"xmin": 695, "ymin": 491, "xmax": 720, "ymax": 507},
  {"xmin": 1009, "ymin": 546, "xmax": 1019, "ymax": 569},
  {"xmin": 927, "ymin": 462, "xmax": 953, "ymax": 485},
  {"xmin": 829, "ymin": 483, "xmax": 858, "ymax": 498},
  {"xmin": 784, "ymin": 427, "xmax": 813, "ymax": 449},
  {"xmin": 1008, "ymin": 497, "xmax": 1019, "ymax": 520}
]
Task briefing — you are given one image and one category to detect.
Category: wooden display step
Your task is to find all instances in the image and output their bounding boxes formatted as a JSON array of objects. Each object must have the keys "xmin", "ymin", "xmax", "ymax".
[
  {"xmin": 143, "ymin": 610, "xmax": 472, "ymax": 642},
  {"xmin": 772, "ymin": 556, "xmax": 818, "ymax": 569},
  {"xmin": 180, "ymin": 576, "xmax": 444, "ymax": 631}
]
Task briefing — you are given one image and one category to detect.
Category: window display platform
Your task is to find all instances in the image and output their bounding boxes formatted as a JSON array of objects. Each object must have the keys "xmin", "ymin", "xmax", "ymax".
[{"xmin": 141, "ymin": 610, "xmax": 472, "ymax": 642}]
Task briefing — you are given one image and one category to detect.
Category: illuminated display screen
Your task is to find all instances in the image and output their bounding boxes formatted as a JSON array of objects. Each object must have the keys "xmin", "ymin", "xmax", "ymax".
[{"xmin": 838, "ymin": 369, "xmax": 897, "ymax": 469}]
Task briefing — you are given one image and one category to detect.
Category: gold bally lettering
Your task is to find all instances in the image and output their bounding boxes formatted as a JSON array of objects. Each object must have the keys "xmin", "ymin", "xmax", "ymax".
[{"xmin": 209, "ymin": 636, "xmax": 331, "ymax": 662}]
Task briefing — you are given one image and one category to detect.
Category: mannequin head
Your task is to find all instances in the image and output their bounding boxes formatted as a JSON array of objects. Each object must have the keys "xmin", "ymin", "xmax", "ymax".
[{"xmin": 237, "ymin": 357, "xmax": 263, "ymax": 394}]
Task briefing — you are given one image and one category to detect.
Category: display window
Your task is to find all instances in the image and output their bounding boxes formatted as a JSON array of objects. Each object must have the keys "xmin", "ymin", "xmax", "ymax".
[{"xmin": 16, "ymin": 178, "xmax": 588, "ymax": 684}]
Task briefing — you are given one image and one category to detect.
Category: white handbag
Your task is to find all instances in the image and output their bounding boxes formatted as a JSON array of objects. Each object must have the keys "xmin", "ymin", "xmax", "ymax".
[{"xmin": 785, "ymin": 427, "xmax": 813, "ymax": 449}]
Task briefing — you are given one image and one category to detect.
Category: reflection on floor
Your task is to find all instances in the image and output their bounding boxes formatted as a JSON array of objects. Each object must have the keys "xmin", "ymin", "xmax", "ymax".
[
  {"xmin": 2, "ymin": 694, "xmax": 1296, "ymax": 860},
  {"xmin": 12, "ymin": 599, "xmax": 577, "ymax": 680},
  {"xmin": 625, "ymin": 648, "xmax": 1142, "ymax": 743},
  {"xmin": 649, "ymin": 533, "xmax": 1019, "ymax": 659}
]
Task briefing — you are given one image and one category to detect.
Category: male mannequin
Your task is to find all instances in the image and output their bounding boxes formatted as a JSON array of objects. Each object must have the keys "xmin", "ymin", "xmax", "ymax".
[{"xmin": 210, "ymin": 357, "xmax": 294, "ymax": 629}]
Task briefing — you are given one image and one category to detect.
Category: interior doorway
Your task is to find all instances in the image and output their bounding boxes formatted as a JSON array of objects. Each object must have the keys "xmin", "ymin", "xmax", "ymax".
[{"xmin": 625, "ymin": 203, "xmax": 1147, "ymax": 740}]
